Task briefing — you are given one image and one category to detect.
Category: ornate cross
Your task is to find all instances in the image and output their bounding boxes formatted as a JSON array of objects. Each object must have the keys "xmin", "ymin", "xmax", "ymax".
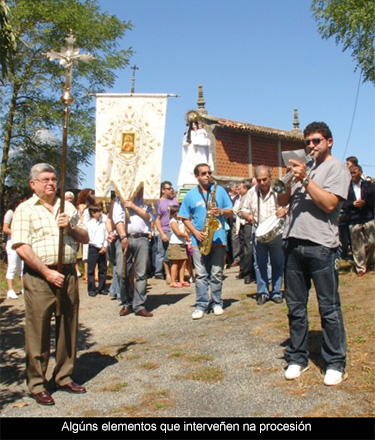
[{"xmin": 44, "ymin": 33, "xmax": 95, "ymax": 314}]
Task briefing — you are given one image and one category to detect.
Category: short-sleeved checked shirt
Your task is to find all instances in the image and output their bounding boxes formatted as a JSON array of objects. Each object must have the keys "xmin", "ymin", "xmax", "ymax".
[{"xmin": 11, "ymin": 193, "xmax": 80, "ymax": 265}]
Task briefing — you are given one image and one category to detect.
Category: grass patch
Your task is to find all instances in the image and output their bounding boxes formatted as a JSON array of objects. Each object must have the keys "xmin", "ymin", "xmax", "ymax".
[
  {"xmin": 102, "ymin": 379, "xmax": 129, "ymax": 392},
  {"xmin": 121, "ymin": 390, "xmax": 174, "ymax": 416},
  {"xmin": 179, "ymin": 366, "xmax": 224, "ymax": 383},
  {"xmin": 140, "ymin": 362, "xmax": 160, "ymax": 370}
]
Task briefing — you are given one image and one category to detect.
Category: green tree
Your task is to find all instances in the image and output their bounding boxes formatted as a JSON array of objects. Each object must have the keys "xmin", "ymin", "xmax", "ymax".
[
  {"xmin": 0, "ymin": 0, "xmax": 133, "ymax": 217},
  {"xmin": 311, "ymin": 0, "xmax": 375, "ymax": 85},
  {"xmin": 0, "ymin": 0, "xmax": 17, "ymax": 80}
]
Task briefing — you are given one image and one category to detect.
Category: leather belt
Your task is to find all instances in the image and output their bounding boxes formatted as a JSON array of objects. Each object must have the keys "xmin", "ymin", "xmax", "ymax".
[
  {"xmin": 47, "ymin": 264, "xmax": 76, "ymax": 270},
  {"xmin": 128, "ymin": 233, "xmax": 149, "ymax": 239}
]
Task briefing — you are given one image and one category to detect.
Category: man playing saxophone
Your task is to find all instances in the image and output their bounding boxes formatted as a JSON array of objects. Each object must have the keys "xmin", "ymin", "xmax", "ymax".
[{"xmin": 178, "ymin": 163, "xmax": 233, "ymax": 320}]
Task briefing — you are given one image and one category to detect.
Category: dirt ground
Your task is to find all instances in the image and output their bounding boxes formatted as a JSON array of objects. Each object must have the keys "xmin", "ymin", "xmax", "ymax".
[{"xmin": 0, "ymin": 259, "xmax": 374, "ymax": 422}]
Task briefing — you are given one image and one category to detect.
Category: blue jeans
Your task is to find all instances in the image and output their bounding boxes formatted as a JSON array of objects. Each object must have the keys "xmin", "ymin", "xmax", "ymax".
[
  {"xmin": 154, "ymin": 232, "xmax": 171, "ymax": 276},
  {"xmin": 253, "ymin": 233, "xmax": 284, "ymax": 298},
  {"xmin": 284, "ymin": 239, "xmax": 346, "ymax": 371},
  {"xmin": 192, "ymin": 245, "xmax": 226, "ymax": 312}
]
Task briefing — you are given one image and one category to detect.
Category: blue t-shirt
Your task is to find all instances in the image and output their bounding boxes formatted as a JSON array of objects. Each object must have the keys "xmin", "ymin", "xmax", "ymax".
[{"xmin": 178, "ymin": 184, "xmax": 232, "ymax": 247}]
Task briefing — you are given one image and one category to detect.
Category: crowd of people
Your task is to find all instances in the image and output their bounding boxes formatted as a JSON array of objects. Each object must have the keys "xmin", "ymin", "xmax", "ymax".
[{"xmin": 2, "ymin": 121, "xmax": 374, "ymax": 405}]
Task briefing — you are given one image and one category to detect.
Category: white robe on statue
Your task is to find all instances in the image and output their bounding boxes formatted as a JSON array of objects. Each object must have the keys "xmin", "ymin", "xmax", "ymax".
[{"xmin": 177, "ymin": 127, "xmax": 214, "ymax": 187}]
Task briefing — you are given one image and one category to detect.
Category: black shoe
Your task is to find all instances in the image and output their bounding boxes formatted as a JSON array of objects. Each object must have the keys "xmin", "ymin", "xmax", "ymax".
[
  {"xmin": 99, "ymin": 290, "xmax": 109, "ymax": 295},
  {"xmin": 257, "ymin": 294, "xmax": 268, "ymax": 305},
  {"xmin": 88, "ymin": 291, "xmax": 97, "ymax": 297},
  {"xmin": 154, "ymin": 274, "xmax": 164, "ymax": 280},
  {"xmin": 244, "ymin": 276, "xmax": 251, "ymax": 284},
  {"xmin": 236, "ymin": 273, "xmax": 244, "ymax": 279}
]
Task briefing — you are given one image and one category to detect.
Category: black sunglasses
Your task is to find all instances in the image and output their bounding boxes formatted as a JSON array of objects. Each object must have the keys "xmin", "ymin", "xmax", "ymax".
[
  {"xmin": 200, "ymin": 171, "xmax": 212, "ymax": 176},
  {"xmin": 305, "ymin": 138, "xmax": 325, "ymax": 147}
]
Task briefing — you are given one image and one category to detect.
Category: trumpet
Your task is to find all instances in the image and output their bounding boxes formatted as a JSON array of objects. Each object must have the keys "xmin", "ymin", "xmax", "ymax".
[{"xmin": 271, "ymin": 154, "xmax": 315, "ymax": 194}]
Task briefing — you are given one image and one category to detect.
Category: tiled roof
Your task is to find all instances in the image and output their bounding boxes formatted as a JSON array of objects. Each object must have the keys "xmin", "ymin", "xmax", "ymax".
[{"xmin": 203, "ymin": 114, "xmax": 304, "ymax": 141}]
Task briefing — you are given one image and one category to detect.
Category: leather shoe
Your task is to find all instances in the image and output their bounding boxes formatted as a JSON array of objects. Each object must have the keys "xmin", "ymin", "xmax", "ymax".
[
  {"xmin": 32, "ymin": 390, "xmax": 55, "ymax": 406},
  {"xmin": 119, "ymin": 305, "xmax": 132, "ymax": 316},
  {"xmin": 135, "ymin": 308, "xmax": 153, "ymax": 317},
  {"xmin": 58, "ymin": 381, "xmax": 86, "ymax": 394}
]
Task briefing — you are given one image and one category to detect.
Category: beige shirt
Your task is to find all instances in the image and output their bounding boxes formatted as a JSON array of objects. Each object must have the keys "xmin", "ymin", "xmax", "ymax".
[{"xmin": 11, "ymin": 194, "xmax": 80, "ymax": 265}]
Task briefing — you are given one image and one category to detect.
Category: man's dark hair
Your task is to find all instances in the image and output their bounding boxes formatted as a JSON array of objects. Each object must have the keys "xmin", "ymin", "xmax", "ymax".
[
  {"xmin": 303, "ymin": 122, "xmax": 333, "ymax": 140},
  {"xmin": 194, "ymin": 163, "xmax": 209, "ymax": 176},
  {"xmin": 161, "ymin": 181, "xmax": 172, "ymax": 190},
  {"xmin": 346, "ymin": 156, "xmax": 358, "ymax": 166}
]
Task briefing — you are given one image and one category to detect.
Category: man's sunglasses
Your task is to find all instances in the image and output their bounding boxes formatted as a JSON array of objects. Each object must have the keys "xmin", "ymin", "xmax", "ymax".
[
  {"xmin": 200, "ymin": 171, "xmax": 212, "ymax": 176},
  {"xmin": 305, "ymin": 138, "xmax": 325, "ymax": 147}
]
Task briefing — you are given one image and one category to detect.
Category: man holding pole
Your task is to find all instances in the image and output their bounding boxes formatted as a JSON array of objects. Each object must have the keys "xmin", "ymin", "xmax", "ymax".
[{"xmin": 12, "ymin": 163, "xmax": 89, "ymax": 406}]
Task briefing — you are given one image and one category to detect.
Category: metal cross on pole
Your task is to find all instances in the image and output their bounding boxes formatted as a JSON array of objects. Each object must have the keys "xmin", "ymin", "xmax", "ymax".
[
  {"xmin": 130, "ymin": 64, "xmax": 139, "ymax": 93},
  {"xmin": 45, "ymin": 33, "xmax": 95, "ymax": 314}
]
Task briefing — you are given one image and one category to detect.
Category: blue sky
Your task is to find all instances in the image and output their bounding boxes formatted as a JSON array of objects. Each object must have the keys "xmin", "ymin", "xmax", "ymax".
[{"xmin": 81, "ymin": 0, "xmax": 375, "ymax": 189}]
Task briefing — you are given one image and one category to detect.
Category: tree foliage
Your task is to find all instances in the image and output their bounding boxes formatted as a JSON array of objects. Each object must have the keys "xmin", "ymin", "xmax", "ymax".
[
  {"xmin": 0, "ymin": 0, "xmax": 17, "ymax": 80},
  {"xmin": 0, "ymin": 0, "xmax": 133, "ymax": 216},
  {"xmin": 311, "ymin": 0, "xmax": 375, "ymax": 85}
]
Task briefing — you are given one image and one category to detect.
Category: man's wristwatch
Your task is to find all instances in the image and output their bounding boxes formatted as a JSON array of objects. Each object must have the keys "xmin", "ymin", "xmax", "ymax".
[
  {"xmin": 119, "ymin": 235, "xmax": 127, "ymax": 241},
  {"xmin": 302, "ymin": 176, "xmax": 310, "ymax": 187}
]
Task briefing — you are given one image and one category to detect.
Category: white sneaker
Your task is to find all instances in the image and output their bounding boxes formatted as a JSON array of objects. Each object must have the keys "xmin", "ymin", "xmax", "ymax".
[
  {"xmin": 324, "ymin": 369, "xmax": 344, "ymax": 386},
  {"xmin": 285, "ymin": 364, "xmax": 309, "ymax": 380},
  {"xmin": 7, "ymin": 290, "xmax": 18, "ymax": 299},
  {"xmin": 213, "ymin": 305, "xmax": 224, "ymax": 316},
  {"xmin": 192, "ymin": 309, "xmax": 204, "ymax": 320}
]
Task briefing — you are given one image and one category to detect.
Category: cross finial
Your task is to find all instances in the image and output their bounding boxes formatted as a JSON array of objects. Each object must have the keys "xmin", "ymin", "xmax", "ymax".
[{"xmin": 131, "ymin": 64, "xmax": 139, "ymax": 93}]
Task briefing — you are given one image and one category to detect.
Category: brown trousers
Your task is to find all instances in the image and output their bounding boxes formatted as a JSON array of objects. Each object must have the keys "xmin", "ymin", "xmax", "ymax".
[{"xmin": 23, "ymin": 265, "xmax": 79, "ymax": 394}]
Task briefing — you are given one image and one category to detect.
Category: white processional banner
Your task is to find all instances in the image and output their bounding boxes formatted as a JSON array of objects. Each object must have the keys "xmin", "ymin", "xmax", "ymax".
[{"xmin": 95, "ymin": 94, "xmax": 168, "ymax": 204}]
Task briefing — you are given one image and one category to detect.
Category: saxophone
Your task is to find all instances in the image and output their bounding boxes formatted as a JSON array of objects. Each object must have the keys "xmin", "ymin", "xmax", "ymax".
[{"xmin": 199, "ymin": 180, "xmax": 222, "ymax": 256}]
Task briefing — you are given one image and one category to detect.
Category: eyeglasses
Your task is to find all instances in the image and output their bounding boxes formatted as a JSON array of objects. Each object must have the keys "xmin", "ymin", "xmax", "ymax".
[
  {"xmin": 305, "ymin": 138, "xmax": 325, "ymax": 147},
  {"xmin": 34, "ymin": 178, "xmax": 58, "ymax": 185},
  {"xmin": 200, "ymin": 171, "xmax": 212, "ymax": 176},
  {"xmin": 164, "ymin": 187, "xmax": 173, "ymax": 190}
]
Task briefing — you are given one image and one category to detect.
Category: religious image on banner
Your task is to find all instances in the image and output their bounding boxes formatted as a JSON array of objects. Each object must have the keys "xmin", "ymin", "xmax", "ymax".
[{"xmin": 95, "ymin": 94, "xmax": 168, "ymax": 205}]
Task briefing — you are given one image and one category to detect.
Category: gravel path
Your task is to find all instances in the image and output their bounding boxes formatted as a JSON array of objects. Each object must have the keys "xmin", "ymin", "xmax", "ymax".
[{"xmin": 1, "ymin": 266, "xmax": 372, "ymax": 419}]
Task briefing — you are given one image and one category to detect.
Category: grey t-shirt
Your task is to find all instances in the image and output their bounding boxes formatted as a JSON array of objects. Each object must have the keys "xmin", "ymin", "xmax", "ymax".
[{"xmin": 283, "ymin": 156, "xmax": 351, "ymax": 248}]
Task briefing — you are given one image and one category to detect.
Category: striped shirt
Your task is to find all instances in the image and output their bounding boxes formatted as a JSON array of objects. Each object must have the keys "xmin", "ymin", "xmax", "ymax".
[
  {"xmin": 245, "ymin": 186, "xmax": 280, "ymax": 226},
  {"xmin": 11, "ymin": 193, "xmax": 80, "ymax": 265}
]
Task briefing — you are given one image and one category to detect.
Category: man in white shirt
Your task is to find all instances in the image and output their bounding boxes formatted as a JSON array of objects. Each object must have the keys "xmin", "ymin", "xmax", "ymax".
[
  {"xmin": 246, "ymin": 165, "xmax": 287, "ymax": 305},
  {"xmin": 112, "ymin": 188, "xmax": 155, "ymax": 317}
]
